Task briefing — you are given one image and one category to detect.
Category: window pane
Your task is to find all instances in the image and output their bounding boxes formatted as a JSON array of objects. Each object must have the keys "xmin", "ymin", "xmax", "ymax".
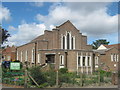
[
  {"xmin": 78, "ymin": 57, "xmax": 80, "ymax": 66},
  {"xmin": 83, "ymin": 57, "xmax": 85, "ymax": 66}
]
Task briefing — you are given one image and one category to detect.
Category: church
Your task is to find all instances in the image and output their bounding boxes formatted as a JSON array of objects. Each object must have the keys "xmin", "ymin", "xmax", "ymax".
[{"xmin": 16, "ymin": 20, "xmax": 96, "ymax": 74}]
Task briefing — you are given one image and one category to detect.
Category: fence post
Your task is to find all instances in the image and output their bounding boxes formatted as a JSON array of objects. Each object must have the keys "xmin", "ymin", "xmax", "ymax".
[
  {"xmin": 56, "ymin": 70, "xmax": 59, "ymax": 88},
  {"xmin": 81, "ymin": 73, "xmax": 83, "ymax": 87},
  {"xmin": 98, "ymin": 71, "xmax": 101, "ymax": 86},
  {"xmin": 24, "ymin": 69, "xmax": 27, "ymax": 88}
]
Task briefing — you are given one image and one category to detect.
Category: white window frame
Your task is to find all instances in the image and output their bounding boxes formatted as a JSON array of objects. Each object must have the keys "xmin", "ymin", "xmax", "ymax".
[
  {"xmin": 17, "ymin": 51, "xmax": 18, "ymax": 60},
  {"xmin": 114, "ymin": 54, "xmax": 116, "ymax": 62},
  {"xmin": 78, "ymin": 56, "xmax": 81, "ymax": 66},
  {"xmin": 73, "ymin": 36, "xmax": 75, "ymax": 49},
  {"xmin": 66, "ymin": 31, "xmax": 71, "ymax": 50},
  {"xmin": 82, "ymin": 56, "xmax": 86, "ymax": 67},
  {"xmin": 95, "ymin": 56, "xmax": 98, "ymax": 65},
  {"xmin": 38, "ymin": 53, "xmax": 41, "ymax": 64},
  {"xmin": 88, "ymin": 56, "xmax": 91, "ymax": 67},
  {"xmin": 111, "ymin": 54, "xmax": 113, "ymax": 62},
  {"xmin": 25, "ymin": 50, "xmax": 28, "ymax": 61},
  {"xmin": 21, "ymin": 51, "xmax": 23, "ymax": 62},
  {"xmin": 60, "ymin": 55, "xmax": 64, "ymax": 65},
  {"xmin": 61, "ymin": 35, "xmax": 63, "ymax": 49},
  {"xmin": 117, "ymin": 54, "xmax": 119, "ymax": 62},
  {"xmin": 32, "ymin": 49, "xmax": 35, "ymax": 63}
]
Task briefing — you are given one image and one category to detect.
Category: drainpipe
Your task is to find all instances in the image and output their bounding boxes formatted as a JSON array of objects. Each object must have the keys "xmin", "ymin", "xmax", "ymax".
[
  {"xmin": 65, "ymin": 51, "xmax": 68, "ymax": 68},
  {"xmin": 16, "ymin": 48, "xmax": 17, "ymax": 61},
  {"xmin": 35, "ymin": 42, "xmax": 37, "ymax": 66}
]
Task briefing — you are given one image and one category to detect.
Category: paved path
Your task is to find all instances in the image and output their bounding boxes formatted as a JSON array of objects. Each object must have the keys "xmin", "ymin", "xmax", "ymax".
[
  {"xmin": 0, "ymin": 84, "xmax": 24, "ymax": 88},
  {"xmin": 0, "ymin": 83, "xmax": 118, "ymax": 88}
]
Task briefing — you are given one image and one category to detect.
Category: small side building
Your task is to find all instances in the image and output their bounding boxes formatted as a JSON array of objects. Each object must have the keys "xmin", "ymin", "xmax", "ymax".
[
  {"xmin": 2, "ymin": 45, "xmax": 16, "ymax": 61},
  {"xmin": 95, "ymin": 44, "xmax": 119, "ymax": 73}
]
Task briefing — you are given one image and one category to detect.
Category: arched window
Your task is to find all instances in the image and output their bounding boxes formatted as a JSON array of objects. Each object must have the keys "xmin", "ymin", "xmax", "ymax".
[
  {"xmin": 63, "ymin": 36, "xmax": 65, "ymax": 49},
  {"xmin": 71, "ymin": 37, "xmax": 74, "ymax": 49},
  {"xmin": 67, "ymin": 32, "xmax": 70, "ymax": 49}
]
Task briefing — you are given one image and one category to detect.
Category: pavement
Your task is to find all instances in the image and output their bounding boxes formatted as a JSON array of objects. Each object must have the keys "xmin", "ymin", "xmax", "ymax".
[
  {"xmin": 0, "ymin": 83, "xmax": 118, "ymax": 89},
  {"xmin": 0, "ymin": 84, "xmax": 24, "ymax": 88}
]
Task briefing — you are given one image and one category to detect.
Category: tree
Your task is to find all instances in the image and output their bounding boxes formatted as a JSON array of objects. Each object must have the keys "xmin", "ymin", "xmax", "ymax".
[
  {"xmin": 92, "ymin": 39, "xmax": 110, "ymax": 49},
  {"xmin": 0, "ymin": 25, "xmax": 10, "ymax": 45}
]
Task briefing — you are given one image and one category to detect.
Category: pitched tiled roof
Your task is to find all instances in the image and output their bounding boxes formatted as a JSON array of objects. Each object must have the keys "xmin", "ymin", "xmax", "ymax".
[{"xmin": 103, "ymin": 44, "xmax": 120, "ymax": 49}]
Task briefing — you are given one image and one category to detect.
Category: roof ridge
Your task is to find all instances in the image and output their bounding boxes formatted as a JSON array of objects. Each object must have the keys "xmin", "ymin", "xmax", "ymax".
[{"xmin": 57, "ymin": 20, "xmax": 78, "ymax": 30}]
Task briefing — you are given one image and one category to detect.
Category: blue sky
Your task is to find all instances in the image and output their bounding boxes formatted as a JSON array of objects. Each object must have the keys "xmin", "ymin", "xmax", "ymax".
[
  {"xmin": 1, "ymin": 2, "xmax": 119, "ymax": 46},
  {"xmin": 2, "ymin": 2, "xmax": 52, "ymax": 28}
]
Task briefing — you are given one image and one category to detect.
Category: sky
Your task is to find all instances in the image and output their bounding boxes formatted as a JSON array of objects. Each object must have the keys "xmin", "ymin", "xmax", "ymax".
[{"xmin": 1, "ymin": 1, "xmax": 119, "ymax": 46}]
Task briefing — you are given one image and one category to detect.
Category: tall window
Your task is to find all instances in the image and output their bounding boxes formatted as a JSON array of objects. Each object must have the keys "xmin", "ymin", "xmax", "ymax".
[
  {"xmin": 88, "ymin": 57, "xmax": 90, "ymax": 66},
  {"xmin": 111, "ymin": 54, "xmax": 113, "ymax": 61},
  {"xmin": 17, "ymin": 51, "xmax": 18, "ymax": 60},
  {"xmin": 73, "ymin": 37, "xmax": 75, "ymax": 49},
  {"xmin": 63, "ymin": 36, "xmax": 65, "ymax": 49},
  {"xmin": 32, "ymin": 49, "xmax": 35, "ymax": 63},
  {"xmin": 116, "ymin": 54, "xmax": 119, "ymax": 62},
  {"xmin": 78, "ymin": 56, "xmax": 80, "ymax": 66},
  {"xmin": 21, "ymin": 51, "xmax": 22, "ymax": 62},
  {"xmin": 38, "ymin": 53, "xmax": 40, "ymax": 63},
  {"xmin": 25, "ymin": 50, "xmax": 28, "ymax": 61},
  {"xmin": 95, "ymin": 56, "xmax": 98, "ymax": 65},
  {"xmin": 83, "ymin": 57, "xmax": 85, "ymax": 66},
  {"xmin": 67, "ymin": 33, "xmax": 70, "ymax": 49},
  {"xmin": 71, "ymin": 37, "xmax": 74, "ymax": 49},
  {"xmin": 60, "ymin": 55, "xmax": 64, "ymax": 65},
  {"xmin": 113, "ymin": 54, "xmax": 116, "ymax": 61}
]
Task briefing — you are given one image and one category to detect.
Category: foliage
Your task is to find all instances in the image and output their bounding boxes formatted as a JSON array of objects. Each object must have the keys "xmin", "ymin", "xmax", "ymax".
[
  {"xmin": 38, "ymin": 83, "xmax": 48, "ymax": 88},
  {"xmin": 118, "ymin": 71, "xmax": 120, "ymax": 78},
  {"xmin": 2, "ymin": 65, "xmax": 12, "ymax": 78},
  {"xmin": 92, "ymin": 39, "xmax": 109, "ymax": 49},
  {"xmin": 29, "ymin": 66, "xmax": 47, "ymax": 86},
  {"xmin": 59, "ymin": 72, "xmax": 77, "ymax": 85},
  {"xmin": 0, "ymin": 25, "xmax": 10, "ymax": 44},
  {"xmin": 2, "ymin": 64, "xmax": 25, "ymax": 86},
  {"xmin": 59, "ymin": 68, "xmax": 68, "ymax": 74},
  {"xmin": 44, "ymin": 69, "xmax": 56, "ymax": 87}
]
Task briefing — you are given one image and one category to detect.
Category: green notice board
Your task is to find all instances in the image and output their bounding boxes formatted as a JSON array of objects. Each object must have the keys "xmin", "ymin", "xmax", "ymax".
[{"xmin": 10, "ymin": 62, "xmax": 20, "ymax": 70}]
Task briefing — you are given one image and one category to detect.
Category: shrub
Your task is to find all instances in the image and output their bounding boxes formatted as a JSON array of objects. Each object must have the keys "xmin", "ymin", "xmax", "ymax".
[
  {"xmin": 38, "ymin": 83, "xmax": 48, "ymax": 88},
  {"xmin": 106, "ymin": 72, "xmax": 112, "ymax": 77},
  {"xmin": 29, "ymin": 66, "xmax": 47, "ymax": 86},
  {"xmin": 44, "ymin": 70, "xmax": 56, "ymax": 87},
  {"xmin": 59, "ymin": 68, "xmax": 68, "ymax": 74}
]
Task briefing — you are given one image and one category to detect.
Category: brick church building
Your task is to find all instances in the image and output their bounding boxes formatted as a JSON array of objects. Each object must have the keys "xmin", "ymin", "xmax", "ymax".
[{"xmin": 16, "ymin": 20, "xmax": 94, "ymax": 74}]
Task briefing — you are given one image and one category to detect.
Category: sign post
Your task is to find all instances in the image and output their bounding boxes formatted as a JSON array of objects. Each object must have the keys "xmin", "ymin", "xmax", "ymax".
[{"xmin": 10, "ymin": 62, "xmax": 20, "ymax": 70}]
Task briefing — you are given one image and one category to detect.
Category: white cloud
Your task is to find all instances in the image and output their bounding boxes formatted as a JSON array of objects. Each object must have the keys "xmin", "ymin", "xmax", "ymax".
[
  {"xmin": 35, "ymin": 2, "xmax": 118, "ymax": 42},
  {"xmin": 0, "ymin": 6, "xmax": 11, "ymax": 22},
  {"xmin": 4, "ymin": 2, "xmax": 118, "ymax": 46},
  {"xmin": 8, "ymin": 26, "xmax": 16, "ymax": 31},
  {"xmin": 30, "ymin": 2, "xmax": 44, "ymax": 7},
  {"xmin": 4, "ymin": 22, "xmax": 46, "ymax": 46}
]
